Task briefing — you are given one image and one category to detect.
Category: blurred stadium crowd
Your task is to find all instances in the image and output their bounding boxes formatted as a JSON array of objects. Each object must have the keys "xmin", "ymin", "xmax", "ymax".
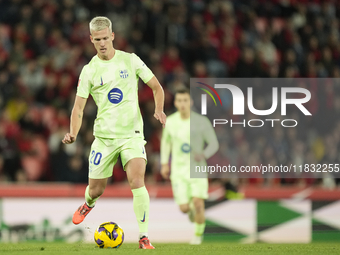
[{"xmin": 0, "ymin": 0, "xmax": 339, "ymax": 188}]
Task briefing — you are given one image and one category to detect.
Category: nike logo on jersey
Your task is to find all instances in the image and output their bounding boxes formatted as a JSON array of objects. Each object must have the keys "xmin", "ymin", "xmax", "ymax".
[
  {"xmin": 100, "ymin": 76, "xmax": 103, "ymax": 85},
  {"xmin": 141, "ymin": 211, "xmax": 146, "ymax": 222}
]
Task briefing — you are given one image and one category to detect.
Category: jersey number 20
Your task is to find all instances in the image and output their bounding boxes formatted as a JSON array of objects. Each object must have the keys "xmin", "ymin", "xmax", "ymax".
[{"xmin": 90, "ymin": 150, "xmax": 102, "ymax": 165}]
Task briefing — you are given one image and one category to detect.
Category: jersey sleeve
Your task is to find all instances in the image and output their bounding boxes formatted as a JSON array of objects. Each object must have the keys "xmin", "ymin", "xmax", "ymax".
[
  {"xmin": 76, "ymin": 65, "xmax": 91, "ymax": 98},
  {"xmin": 202, "ymin": 117, "xmax": 219, "ymax": 159},
  {"xmin": 160, "ymin": 123, "xmax": 172, "ymax": 165},
  {"xmin": 132, "ymin": 53, "xmax": 154, "ymax": 83}
]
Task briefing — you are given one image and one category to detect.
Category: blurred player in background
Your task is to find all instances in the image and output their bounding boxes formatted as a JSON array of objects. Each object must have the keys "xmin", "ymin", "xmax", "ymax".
[
  {"xmin": 62, "ymin": 16, "xmax": 166, "ymax": 249},
  {"xmin": 160, "ymin": 88, "xmax": 218, "ymax": 245}
]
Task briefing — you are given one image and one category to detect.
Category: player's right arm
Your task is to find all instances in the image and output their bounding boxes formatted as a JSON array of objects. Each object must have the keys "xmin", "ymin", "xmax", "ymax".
[
  {"xmin": 160, "ymin": 120, "xmax": 171, "ymax": 179},
  {"xmin": 63, "ymin": 65, "xmax": 90, "ymax": 145},
  {"xmin": 193, "ymin": 115, "xmax": 219, "ymax": 162},
  {"xmin": 160, "ymin": 164, "xmax": 170, "ymax": 180},
  {"xmin": 62, "ymin": 96, "xmax": 87, "ymax": 144},
  {"xmin": 201, "ymin": 116, "xmax": 219, "ymax": 159}
]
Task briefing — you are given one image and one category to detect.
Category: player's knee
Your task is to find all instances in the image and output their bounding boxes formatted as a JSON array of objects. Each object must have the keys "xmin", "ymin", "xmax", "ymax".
[
  {"xmin": 179, "ymin": 204, "xmax": 189, "ymax": 213},
  {"xmin": 195, "ymin": 204, "xmax": 204, "ymax": 214},
  {"xmin": 89, "ymin": 186, "xmax": 105, "ymax": 199},
  {"xmin": 193, "ymin": 198, "xmax": 204, "ymax": 213},
  {"xmin": 128, "ymin": 177, "xmax": 144, "ymax": 190}
]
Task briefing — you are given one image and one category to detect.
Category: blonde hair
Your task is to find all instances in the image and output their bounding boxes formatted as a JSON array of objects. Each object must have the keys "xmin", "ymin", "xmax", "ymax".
[{"xmin": 89, "ymin": 16, "xmax": 112, "ymax": 33}]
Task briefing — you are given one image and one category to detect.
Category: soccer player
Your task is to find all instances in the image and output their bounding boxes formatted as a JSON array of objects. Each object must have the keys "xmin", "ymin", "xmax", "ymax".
[
  {"xmin": 160, "ymin": 88, "xmax": 219, "ymax": 245},
  {"xmin": 62, "ymin": 16, "xmax": 166, "ymax": 249}
]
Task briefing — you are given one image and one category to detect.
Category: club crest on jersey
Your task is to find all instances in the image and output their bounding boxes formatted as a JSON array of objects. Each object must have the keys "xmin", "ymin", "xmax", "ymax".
[
  {"xmin": 119, "ymin": 69, "xmax": 128, "ymax": 78},
  {"xmin": 108, "ymin": 88, "xmax": 123, "ymax": 104}
]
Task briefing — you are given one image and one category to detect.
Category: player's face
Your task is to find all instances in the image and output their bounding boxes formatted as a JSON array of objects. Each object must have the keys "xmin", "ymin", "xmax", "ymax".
[
  {"xmin": 174, "ymin": 93, "xmax": 191, "ymax": 114},
  {"xmin": 90, "ymin": 27, "xmax": 114, "ymax": 59}
]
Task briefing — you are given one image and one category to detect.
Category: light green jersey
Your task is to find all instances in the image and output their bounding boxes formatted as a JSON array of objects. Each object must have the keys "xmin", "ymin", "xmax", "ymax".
[
  {"xmin": 77, "ymin": 50, "xmax": 154, "ymax": 138},
  {"xmin": 161, "ymin": 111, "xmax": 219, "ymax": 179}
]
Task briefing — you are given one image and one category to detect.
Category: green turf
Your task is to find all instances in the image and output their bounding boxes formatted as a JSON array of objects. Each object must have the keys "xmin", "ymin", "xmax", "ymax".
[{"xmin": 0, "ymin": 242, "xmax": 340, "ymax": 255}]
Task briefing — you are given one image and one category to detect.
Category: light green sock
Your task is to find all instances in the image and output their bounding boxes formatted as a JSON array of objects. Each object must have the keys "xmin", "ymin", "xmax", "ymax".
[
  {"xmin": 194, "ymin": 222, "xmax": 206, "ymax": 236},
  {"xmin": 132, "ymin": 186, "xmax": 150, "ymax": 235},
  {"xmin": 85, "ymin": 185, "xmax": 99, "ymax": 207}
]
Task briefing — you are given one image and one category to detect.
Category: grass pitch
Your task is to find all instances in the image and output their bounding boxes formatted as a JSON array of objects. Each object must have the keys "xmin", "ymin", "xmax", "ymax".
[{"xmin": 0, "ymin": 242, "xmax": 340, "ymax": 255}]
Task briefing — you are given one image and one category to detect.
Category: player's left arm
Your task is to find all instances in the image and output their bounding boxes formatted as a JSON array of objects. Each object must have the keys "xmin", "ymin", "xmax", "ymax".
[
  {"xmin": 146, "ymin": 76, "xmax": 166, "ymax": 128},
  {"xmin": 195, "ymin": 118, "xmax": 219, "ymax": 161}
]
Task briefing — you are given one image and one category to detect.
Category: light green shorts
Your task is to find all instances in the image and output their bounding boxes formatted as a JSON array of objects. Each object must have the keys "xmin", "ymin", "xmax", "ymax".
[
  {"xmin": 88, "ymin": 137, "xmax": 147, "ymax": 179},
  {"xmin": 170, "ymin": 176, "xmax": 208, "ymax": 205}
]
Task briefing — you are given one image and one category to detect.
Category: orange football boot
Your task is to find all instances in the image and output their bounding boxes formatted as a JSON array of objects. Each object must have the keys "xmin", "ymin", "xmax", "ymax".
[
  {"xmin": 139, "ymin": 237, "xmax": 155, "ymax": 249},
  {"xmin": 72, "ymin": 202, "xmax": 94, "ymax": 224}
]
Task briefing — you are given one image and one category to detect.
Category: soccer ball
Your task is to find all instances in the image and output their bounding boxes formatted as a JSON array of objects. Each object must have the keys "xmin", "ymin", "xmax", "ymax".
[{"xmin": 94, "ymin": 222, "xmax": 124, "ymax": 248}]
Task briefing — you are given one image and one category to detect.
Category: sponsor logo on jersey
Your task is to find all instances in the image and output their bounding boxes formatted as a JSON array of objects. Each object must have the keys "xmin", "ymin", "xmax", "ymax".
[
  {"xmin": 108, "ymin": 88, "xmax": 123, "ymax": 104},
  {"xmin": 119, "ymin": 69, "xmax": 129, "ymax": 78},
  {"xmin": 181, "ymin": 143, "xmax": 191, "ymax": 153}
]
